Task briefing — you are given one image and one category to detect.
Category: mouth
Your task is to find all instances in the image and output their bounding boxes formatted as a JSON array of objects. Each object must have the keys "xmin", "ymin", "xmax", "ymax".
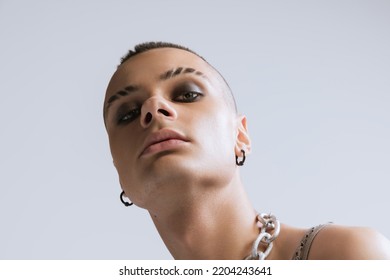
[{"xmin": 139, "ymin": 128, "xmax": 189, "ymax": 157}]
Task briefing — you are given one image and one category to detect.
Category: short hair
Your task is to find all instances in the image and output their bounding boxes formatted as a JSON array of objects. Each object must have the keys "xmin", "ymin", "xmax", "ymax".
[
  {"xmin": 118, "ymin": 41, "xmax": 237, "ymax": 112},
  {"xmin": 120, "ymin": 42, "xmax": 205, "ymax": 66}
]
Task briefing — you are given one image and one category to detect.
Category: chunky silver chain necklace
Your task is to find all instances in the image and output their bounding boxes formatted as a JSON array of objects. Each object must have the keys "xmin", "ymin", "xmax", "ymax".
[{"xmin": 245, "ymin": 213, "xmax": 280, "ymax": 260}]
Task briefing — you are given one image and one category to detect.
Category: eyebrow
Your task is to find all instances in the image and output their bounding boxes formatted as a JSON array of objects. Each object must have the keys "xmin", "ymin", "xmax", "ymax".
[
  {"xmin": 104, "ymin": 67, "xmax": 207, "ymax": 113},
  {"xmin": 106, "ymin": 85, "xmax": 138, "ymax": 107},
  {"xmin": 159, "ymin": 67, "xmax": 205, "ymax": 80}
]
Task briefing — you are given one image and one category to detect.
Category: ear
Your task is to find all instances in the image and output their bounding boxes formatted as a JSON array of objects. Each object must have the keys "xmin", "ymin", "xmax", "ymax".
[{"xmin": 235, "ymin": 115, "xmax": 251, "ymax": 156}]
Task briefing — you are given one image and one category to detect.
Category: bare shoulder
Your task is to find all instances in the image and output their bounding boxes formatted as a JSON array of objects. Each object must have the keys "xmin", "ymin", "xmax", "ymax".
[{"xmin": 308, "ymin": 224, "xmax": 390, "ymax": 259}]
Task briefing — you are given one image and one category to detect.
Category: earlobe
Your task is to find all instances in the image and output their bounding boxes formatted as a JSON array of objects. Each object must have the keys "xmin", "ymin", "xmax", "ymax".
[{"xmin": 235, "ymin": 115, "xmax": 251, "ymax": 156}]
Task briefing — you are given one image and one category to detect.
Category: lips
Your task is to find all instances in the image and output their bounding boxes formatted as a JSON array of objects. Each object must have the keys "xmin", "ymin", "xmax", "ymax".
[{"xmin": 139, "ymin": 128, "xmax": 189, "ymax": 157}]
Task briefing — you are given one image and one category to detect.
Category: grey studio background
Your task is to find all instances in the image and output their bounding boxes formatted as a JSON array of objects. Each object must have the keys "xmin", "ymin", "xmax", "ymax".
[{"xmin": 1, "ymin": 0, "xmax": 389, "ymax": 259}]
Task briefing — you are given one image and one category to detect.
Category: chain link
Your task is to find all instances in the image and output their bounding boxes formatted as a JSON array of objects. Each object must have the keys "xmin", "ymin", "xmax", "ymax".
[{"xmin": 245, "ymin": 213, "xmax": 280, "ymax": 260}]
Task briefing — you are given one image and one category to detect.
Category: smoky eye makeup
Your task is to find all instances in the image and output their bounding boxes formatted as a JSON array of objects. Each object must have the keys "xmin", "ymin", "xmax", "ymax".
[
  {"xmin": 171, "ymin": 83, "xmax": 204, "ymax": 103},
  {"xmin": 114, "ymin": 102, "xmax": 141, "ymax": 124},
  {"xmin": 172, "ymin": 82, "xmax": 204, "ymax": 97}
]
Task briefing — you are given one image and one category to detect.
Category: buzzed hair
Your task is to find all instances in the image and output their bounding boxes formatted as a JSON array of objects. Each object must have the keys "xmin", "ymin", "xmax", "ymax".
[
  {"xmin": 118, "ymin": 41, "xmax": 237, "ymax": 113},
  {"xmin": 120, "ymin": 42, "xmax": 204, "ymax": 66}
]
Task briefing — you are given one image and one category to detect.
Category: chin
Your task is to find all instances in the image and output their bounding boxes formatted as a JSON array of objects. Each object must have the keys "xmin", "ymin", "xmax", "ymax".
[
  {"xmin": 148, "ymin": 155, "xmax": 196, "ymax": 178},
  {"xmin": 141, "ymin": 150, "xmax": 195, "ymax": 169}
]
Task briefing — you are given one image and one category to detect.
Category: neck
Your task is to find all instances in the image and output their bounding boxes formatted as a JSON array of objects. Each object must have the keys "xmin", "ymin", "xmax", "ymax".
[{"xmin": 148, "ymin": 174, "xmax": 258, "ymax": 259}]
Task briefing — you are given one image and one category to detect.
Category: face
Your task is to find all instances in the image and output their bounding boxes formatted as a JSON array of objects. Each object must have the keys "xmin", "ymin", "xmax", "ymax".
[{"xmin": 104, "ymin": 48, "xmax": 249, "ymax": 210}]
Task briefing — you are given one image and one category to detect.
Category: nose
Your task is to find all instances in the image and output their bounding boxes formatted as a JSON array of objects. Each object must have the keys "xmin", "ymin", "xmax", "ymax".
[{"xmin": 140, "ymin": 96, "xmax": 177, "ymax": 128}]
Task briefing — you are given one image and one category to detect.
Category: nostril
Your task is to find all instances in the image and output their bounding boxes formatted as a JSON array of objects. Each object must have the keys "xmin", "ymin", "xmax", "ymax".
[
  {"xmin": 158, "ymin": 109, "xmax": 170, "ymax": 116},
  {"xmin": 145, "ymin": 112, "xmax": 152, "ymax": 123}
]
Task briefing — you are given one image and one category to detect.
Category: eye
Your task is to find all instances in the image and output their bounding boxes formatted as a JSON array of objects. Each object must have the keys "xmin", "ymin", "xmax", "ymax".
[
  {"xmin": 117, "ymin": 107, "xmax": 141, "ymax": 125},
  {"xmin": 174, "ymin": 91, "xmax": 203, "ymax": 102}
]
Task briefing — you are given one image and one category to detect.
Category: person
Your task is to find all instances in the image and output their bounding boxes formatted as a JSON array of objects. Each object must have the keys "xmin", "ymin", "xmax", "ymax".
[{"xmin": 103, "ymin": 41, "xmax": 390, "ymax": 260}]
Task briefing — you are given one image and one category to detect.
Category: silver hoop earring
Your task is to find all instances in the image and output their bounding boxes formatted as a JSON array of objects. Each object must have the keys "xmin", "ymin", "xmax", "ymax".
[
  {"xmin": 236, "ymin": 149, "xmax": 246, "ymax": 166},
  {"xmin": 120, "ymin": 191, "xmax": 133, "ymax": 207}
]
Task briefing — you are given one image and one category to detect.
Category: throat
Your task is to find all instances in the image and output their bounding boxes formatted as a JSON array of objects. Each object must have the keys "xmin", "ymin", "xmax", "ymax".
[{"xmin": 149, "ymin": 196, "xmax": 260, "ymax": 259}]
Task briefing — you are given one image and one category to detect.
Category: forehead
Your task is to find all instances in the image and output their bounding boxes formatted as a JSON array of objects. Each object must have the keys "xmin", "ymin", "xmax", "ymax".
[{"xmin": 105, "ymin": 48, "xmax": 216, "ymax": 100}]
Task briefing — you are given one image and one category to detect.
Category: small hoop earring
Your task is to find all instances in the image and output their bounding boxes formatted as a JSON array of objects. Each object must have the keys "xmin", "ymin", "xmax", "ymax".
[
  {"xmin": 120, "ymin": 191, "xmax": 133, "ymax": 207},
  {"xmin": 236, "ymin": 149, "xmax": 246, "ymax": 166}
]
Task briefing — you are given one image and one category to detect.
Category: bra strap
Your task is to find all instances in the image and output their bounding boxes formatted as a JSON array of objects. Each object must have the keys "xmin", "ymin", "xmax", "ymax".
[{"xmin": 292, "ymin": 223, "xmax": 330, "ymax": 260}]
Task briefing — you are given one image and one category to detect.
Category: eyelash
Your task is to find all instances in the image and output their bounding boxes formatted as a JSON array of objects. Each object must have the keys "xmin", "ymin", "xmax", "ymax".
[
  {"xmin": 117, "ymin": 108, "xmax": 141, "ymax": 124},
  {"xmin": 174, "ymin": 91, "xmax": 202, "ymax": 102},
  {"xmin": 116, "ymin": 91, "xmax": 203, "ymax": 125}
]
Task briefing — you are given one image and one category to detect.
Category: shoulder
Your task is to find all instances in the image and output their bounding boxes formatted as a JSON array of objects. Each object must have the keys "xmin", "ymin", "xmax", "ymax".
[{"xmin": 308, "ymin": 224, "xmax": 390, "ymax": 259}]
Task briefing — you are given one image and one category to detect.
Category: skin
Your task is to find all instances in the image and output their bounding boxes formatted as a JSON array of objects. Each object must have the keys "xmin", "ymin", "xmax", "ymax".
[{"xmin": 104, "ymin": 47, "xmax": 390, "ymax": 259}]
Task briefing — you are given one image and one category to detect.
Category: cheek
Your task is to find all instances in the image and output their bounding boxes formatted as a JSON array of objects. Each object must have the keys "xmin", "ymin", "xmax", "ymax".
[
  {"xmin": 109, "ymin": 133, "xmax": 124, "ymax": 163},
  {"xmin": 109, "ymin": 131, "xmax": 136, "ymax": 174},
  {"xmin": 196, "ymin": 110, "xmax": 236, "ymax": 158},
  {"xmin": 109, "ymin": 131, "xmax": 148, "ymax": 202}
]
